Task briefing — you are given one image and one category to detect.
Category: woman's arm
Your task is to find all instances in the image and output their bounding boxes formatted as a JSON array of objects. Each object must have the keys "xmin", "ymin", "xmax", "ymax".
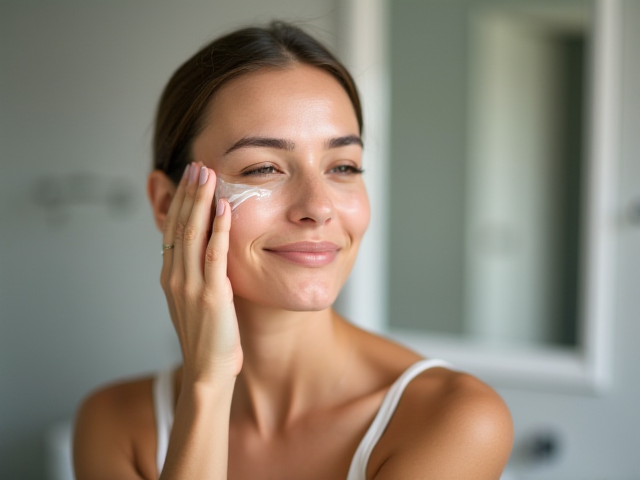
[
  {"xmin": 74, "ymin": 164, "xmax": 241, "ymax": 480},
  {"xmin": 158, "ymin": 164, "xmax": 241, "ymax": 480},
  {"xmin": 159, "ymin": 377, "xmax": 235, "ymax": 479}
]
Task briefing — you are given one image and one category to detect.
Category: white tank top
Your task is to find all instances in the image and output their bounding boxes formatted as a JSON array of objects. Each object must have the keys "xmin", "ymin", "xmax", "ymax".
[{"xmin": 153, "ymin": 358, "xmax": 453, "ymax": 480}]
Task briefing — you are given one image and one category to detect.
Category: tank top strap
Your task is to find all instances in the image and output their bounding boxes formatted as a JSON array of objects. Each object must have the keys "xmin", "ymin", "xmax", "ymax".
[
  {"xmin": 345, "ymin": 358, "xmax": 455, "ymax": 480},
  {"xmin": 153, "ymin": 368, "xmax": 175, "ymax": 476}
]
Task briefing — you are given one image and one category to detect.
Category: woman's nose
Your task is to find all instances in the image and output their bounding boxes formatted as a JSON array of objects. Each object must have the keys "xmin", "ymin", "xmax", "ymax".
[{"xmin": 286, "ymin": 174, "xmax": 335, "ymax": 226}]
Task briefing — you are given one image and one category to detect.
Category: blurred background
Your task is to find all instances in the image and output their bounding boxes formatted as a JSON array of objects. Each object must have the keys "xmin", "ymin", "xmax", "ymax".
[{"xmin": 1, "ymin": 1, "xmax": 639, "ymax": 479}]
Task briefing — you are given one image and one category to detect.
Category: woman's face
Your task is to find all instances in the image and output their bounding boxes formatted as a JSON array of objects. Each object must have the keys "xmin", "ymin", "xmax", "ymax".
[{"xmin": 191, "ymin": 64, "xmax": 370, "ymax": 311}]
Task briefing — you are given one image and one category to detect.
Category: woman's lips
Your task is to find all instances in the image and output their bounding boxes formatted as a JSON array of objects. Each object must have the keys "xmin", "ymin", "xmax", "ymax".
[{"xmin": 264, "ymin": 242, "xmax": 340, "ymax": 267}]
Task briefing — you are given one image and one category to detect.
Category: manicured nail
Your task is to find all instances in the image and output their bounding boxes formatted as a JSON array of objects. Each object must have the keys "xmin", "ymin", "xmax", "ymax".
[
  {"xmin": 199, "ymin": 166, "xmax": 208, "ymax": 185},
  {"xmin": 216, "ymin": 199, "xmax": 225, "ymax": 216},
  {"xmin": 182, "ymin": 164, "xmax": 190, "ymax": 181},
  {"xmin": 189, "ymin": 163, "xmax": 199, "ymax": 185}
]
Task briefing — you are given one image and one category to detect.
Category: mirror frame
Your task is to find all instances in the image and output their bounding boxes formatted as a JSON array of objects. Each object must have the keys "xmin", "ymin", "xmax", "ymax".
[{"xmin": 339, "ymin": 0, "xmax": 621, "ymax": 393}]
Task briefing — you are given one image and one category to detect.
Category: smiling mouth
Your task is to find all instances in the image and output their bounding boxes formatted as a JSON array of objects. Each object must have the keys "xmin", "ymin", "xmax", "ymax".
[{"xmin": 264, "ymin": 242, "xmax": 340, "ymax": 267}]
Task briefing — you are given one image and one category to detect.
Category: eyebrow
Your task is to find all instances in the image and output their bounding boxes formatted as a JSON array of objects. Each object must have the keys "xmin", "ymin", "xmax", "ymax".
[
  {"xmin": 223, "ymin": 134, "xmax": 363, "ymax": 155},
  {"xmin": 325, "ymin": 134, "xmax": 363, "ymax": 149},
  {"xmin": 224, "ymin": 137, "xmax": 295, "ymax": 155}
]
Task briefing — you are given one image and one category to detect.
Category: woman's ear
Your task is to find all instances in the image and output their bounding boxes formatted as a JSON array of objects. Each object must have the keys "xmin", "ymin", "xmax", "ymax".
[{"xmin": 147, "ymin": 170, "xmax": 176, "ymax": 232}]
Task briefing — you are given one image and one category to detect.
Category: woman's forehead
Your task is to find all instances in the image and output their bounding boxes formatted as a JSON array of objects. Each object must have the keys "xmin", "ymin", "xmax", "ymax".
[
  {"xmin": 192, "ymin": 65, "xmax": 360, "ymax": 162},
  {"xmin": 206, "ymin": 66, "xmax": 358, "ymax": 134}
]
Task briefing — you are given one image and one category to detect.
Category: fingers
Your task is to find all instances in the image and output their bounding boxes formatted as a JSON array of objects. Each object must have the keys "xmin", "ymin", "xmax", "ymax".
[
  {"xmin": 172, "ymin": 162, "xmax": 202, "ymax": 280},
  {"xmin": 163, "ymin": 162, "xmax": 229, "ymax": 294},
  {"xmin": 204, "ymin": 198, "xmax": 231, "ymax": 287},
  {"xmin": 161, "ymin": 165, "xmax": 189, "ymax": 284},
  {"xmin": 183, "ymin": 166, "xmax": 217, "ymax": 276},
  {"xmin": 162, "ymin": 164, "xmax": 189, "ymax": 246}
]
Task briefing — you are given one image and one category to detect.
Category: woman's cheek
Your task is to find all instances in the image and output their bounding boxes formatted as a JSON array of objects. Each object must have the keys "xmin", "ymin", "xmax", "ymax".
[
  {"xmin": 225, "ymin": 198, "xmax": 277, "ymax": 284},
  {"xmin": 338, "ymin": 188, "xmax": 370, "ymax": 241}
]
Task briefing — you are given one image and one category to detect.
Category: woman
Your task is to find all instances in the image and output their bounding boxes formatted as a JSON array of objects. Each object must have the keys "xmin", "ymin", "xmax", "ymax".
[{"xmin": 73, "ymin": 22, "xmax": 512, "ymax": 479}]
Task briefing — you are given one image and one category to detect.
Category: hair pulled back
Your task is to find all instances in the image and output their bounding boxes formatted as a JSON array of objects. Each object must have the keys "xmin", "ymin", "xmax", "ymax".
[{"xmin": 153, "ymin": 21, "xmax": 363, "ymax": 184}]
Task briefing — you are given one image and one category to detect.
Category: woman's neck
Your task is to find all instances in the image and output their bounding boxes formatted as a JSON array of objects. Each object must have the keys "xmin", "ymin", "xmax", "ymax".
[{"xmin": 229, "ymin": 299, "xmax": 353, "ymax": 436}]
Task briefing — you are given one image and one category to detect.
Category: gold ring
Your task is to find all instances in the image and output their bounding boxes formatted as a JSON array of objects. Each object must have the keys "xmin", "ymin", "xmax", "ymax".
[{"xmin": 161, "ymin": 244, "xmax": 175, "ymax": 255}]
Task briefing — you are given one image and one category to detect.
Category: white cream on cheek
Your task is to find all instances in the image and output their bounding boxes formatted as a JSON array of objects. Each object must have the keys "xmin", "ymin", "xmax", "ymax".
[{"xmin": 214, "ymin": 177, "xmax": 284, "ymax": 212}]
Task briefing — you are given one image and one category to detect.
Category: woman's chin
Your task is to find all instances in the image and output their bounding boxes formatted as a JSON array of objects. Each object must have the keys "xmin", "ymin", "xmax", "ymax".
[
  {"xmin": 285, "ymin": 298, "xmax": 335, "ymax": 312},
  {"xmin": 234, "ymin": 284, "xmax": 339, "ymax": 312},
  {"xmin": 266, "ymin": 293, "xmax": 336, "ymax": 312}
]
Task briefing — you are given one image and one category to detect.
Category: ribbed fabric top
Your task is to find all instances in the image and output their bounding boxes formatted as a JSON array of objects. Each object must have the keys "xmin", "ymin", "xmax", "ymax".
[
  {"xmin": 153, "ymin": 368, "xmax": 174, "ymax": 474},
  {"xmin": 153, "ymin": 358, "xmax": 453, "ymax": 479}
]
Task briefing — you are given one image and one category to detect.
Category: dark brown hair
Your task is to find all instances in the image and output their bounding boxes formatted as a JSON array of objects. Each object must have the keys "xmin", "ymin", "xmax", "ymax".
[{"xmin": 153, "ymin": 21, "xmax": 363, "ymax": 184}]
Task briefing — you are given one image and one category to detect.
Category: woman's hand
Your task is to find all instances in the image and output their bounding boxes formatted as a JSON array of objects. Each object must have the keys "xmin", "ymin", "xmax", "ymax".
[{"xmin": 161, "ymin": 163, "xmax": 243, "ymax": 385}]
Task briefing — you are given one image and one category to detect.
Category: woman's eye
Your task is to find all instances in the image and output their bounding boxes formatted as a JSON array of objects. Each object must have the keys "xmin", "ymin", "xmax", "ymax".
[
  {"xmin": 241, "ymin": 165, "xmax": 279, "ymax": 177},
  {"xmin": 329, "ymin": 165, "xmax": 364, "ymax": 175}
]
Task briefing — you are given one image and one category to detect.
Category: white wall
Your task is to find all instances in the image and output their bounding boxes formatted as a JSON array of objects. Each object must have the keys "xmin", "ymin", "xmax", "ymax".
[{"xmin": 0, "ymin": 2, "xmax": 338, "ymax": 478}]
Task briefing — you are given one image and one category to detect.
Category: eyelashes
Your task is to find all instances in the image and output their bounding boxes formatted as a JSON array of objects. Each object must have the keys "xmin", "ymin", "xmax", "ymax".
[
  {"xmin": 241, "ymin": 165, "xmax": 278, "ymax": 177},
  {"xmin": 330, "ymin": 165, "xmax": 364, "ymax": 175},
  {"xmin": 240, "ymin": 164, "xmax": 364, "ymax": 177}
]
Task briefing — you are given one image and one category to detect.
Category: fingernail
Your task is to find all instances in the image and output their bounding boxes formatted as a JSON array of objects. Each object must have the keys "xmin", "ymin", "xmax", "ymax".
[
  {"xmin": 189, "ymin": 163, "xmax": 199, "ymax": 185},
  {"xmin": 199, "ymin": 166, "xmax": 208, "ymax": 185},
  {"xmin": 216, "ymin": 199, "xmax": 225, "ymax": 216},
  {"xmin": 182, "ymin": 164, "xmax": 190, "ymax": 181}
]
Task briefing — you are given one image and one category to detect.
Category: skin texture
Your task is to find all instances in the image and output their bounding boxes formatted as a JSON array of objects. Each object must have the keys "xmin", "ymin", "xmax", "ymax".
[{"xmin": 73, "ymin": 64, "xmax": 513, "ymax": 480}]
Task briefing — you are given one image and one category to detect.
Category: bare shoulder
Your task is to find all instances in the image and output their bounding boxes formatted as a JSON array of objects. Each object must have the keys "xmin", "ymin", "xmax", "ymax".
[
  {"xmin": 370, "ymin": 366, "xmax": 513, "ymax": 480},
  {"xmin": 73, "ymin": 375, "xmax": 157, "ymax": 480}
]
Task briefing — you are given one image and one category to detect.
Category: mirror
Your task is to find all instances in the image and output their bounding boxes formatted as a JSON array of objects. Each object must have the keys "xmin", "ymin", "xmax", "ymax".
[
  {"xmin": 338, "ymin": 0, "xmax": 619, "ymax": 392},
  {"xmin": 389, "ymin": 1, "xmax": 590, "ymax": 347}
]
